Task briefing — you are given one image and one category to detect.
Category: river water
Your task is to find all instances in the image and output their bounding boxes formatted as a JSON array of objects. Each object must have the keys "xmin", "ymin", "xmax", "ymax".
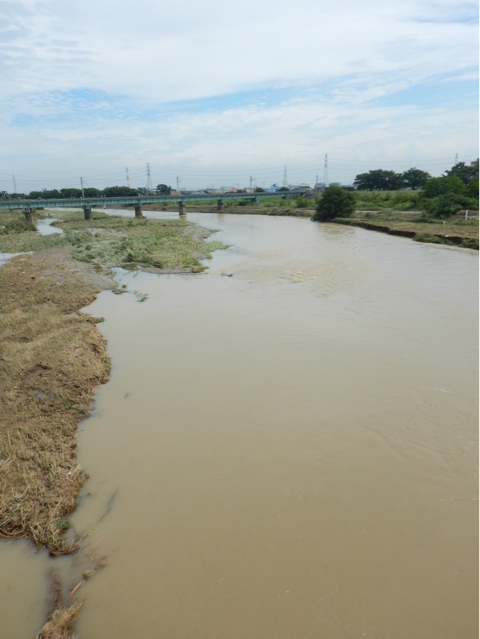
[{"xmin": 3, "ymin": 212, "xmax": 478, "ymax": 638}]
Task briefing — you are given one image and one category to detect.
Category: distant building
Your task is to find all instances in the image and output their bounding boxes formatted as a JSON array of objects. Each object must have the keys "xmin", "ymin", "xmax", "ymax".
[
  {"xmin": 289, "ymin": 184, "xmax": 313, "ymax": 192},
  {"xmin": 315, "ymin": 182, "xmax": 344, "ymax": 191}
]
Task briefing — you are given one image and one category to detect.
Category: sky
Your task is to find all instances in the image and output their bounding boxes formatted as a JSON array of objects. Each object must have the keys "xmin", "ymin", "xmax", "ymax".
[{"xmin": 0, "ymin": 0, "xmax": 478, "ymax": 192}]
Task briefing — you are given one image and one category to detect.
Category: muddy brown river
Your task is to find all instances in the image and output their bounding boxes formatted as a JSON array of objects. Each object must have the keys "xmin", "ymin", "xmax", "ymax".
[{"xmin": 2, "ymin": 213, "xmax": 478, "ymax": 638}]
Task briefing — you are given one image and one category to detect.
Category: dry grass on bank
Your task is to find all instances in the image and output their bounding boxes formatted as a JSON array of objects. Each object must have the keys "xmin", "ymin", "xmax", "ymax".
[
  {"xmin": 0, "ymin": 247, "xmax": 113, "ymax": 553},
  {"xmin": 333, "ymin": 210, "xmax": 479, "ymax": 249},
  {"xmin": 0, "ymin": 210, "xmax": 226, "ymax": 556},
  {"xmin": 36, "ymin": 603, "xmax": 83, "ymax": 639}
]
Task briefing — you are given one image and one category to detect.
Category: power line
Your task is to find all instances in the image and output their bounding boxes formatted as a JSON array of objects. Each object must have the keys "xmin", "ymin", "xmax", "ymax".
[
  {"xmin": 1, "ymin": 153, "xmax": 477, "ymax": 192},
  {"xmin": 0, "ymin": 155, "xmax": 468, "ymax": 179},
  {"xmin": 146, "ymin": 163, "xmax": 152, "ymax": 194}
]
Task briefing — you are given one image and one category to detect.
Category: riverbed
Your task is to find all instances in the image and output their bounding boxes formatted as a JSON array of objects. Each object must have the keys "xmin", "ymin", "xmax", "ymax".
[{"xmin": 3, "ymin": 212, "xmax": 478, "ymax": 638}]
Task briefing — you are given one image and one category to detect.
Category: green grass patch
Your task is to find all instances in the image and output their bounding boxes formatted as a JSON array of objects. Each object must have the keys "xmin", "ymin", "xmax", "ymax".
[
  {"xmin": 0, "ymin": 210, "xmax": 68, "ymax": 253},
  {"xmin": 55, "ymin": 213, "xmax": 226, "ymax": 271},
  {"xmin": 0, "ymin": 231, "xmax": 68, "ymax": 253},
  {"xmin": 354, "ymin": 190, "xmax": 421, "ymax": 211},
  {"xmin": 0, "ymin": 209, "xmax": 227, "ymax": 271}
]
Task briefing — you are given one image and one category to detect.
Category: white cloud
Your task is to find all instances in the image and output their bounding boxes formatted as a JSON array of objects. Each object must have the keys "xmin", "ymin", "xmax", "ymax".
[
  {"xmin": 0, "ymin": 0, "xmax": 477, "ymax": 100},
  {"xmin": 0, "ymin": 95, "xmax": 476, "ymax": 190},
  {"xmin": 0, "ymin": 0, "xmax": 477, "ymax": 188}
]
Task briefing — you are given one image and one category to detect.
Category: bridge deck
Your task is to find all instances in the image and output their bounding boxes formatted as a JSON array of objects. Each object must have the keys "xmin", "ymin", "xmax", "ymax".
[{"xmin": 0, "ymin": 191, "xmax": 304, "ymax": 211}]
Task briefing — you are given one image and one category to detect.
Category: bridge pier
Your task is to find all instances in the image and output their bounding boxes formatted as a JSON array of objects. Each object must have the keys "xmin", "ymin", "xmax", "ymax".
[
  {"xmin": 217, "ymin": 199, "xmax": 225, "ymax": 211},
  {"xmin": 84, "ymin": 207, "xmax": 92, "ymax": 221},
  {"xmin": 178, "ymin": 201, "xmax": 186, "ymax": 216},
  {"xmin": 24, "ymin": 208, "xmax": 35, "ymax": 225},
  {"xmin": 134, "ymin": 205, "xmax": 144, "ymax": 218}
]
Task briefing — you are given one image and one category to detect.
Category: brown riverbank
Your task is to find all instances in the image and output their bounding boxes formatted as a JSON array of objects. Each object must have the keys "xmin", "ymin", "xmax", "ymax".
[
  {"xmin": 331, "ymin": 215, "xmax": 479, "ymax": 250},
  {"xmin": 136, "ymin": 203, "xmax": 312, "ymax": 216},
  {"xmin": 138, "ymin": 205, "xmax": 479, "ymax": 248},
  {"xmin": 0, "ymin": 211, "xmax": 226, "ymax": 553},
  {"xmin": 0, "ymin": 246, "xmax": 114, "ymax": 554},
  {"xmin": 0, "ymin": 211, "xmax": 227, "ymax": 637}
]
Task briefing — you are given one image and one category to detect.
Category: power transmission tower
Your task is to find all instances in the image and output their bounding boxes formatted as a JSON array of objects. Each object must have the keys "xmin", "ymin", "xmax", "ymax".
[
  {"xmin": 12, "ymin": 175, "xmax": 17, "ymax": 193},
  {"xmin": 146, "ymin": 163, "xmax": 152, "ymax": 195},
  {"xmin": 80, "ymin": 177, "xmax": 85, "ymax": 198},
  {"xmin": 283, "ymin": 165, "xmax": 287, "ymax": 187},
  {"xmin": 126, "ymin": 167, "xmax": 130, "ymax": 187},
  {"xmin": 176, "ymin": 176, "xmax": 180, "ymax": 193},
  {"xmin": 455, "ymin": 153, "xmax": 458, "ymax": 165},
  {"xmin": 323, "ymin": 154, "xmax": 329, "ymax": 188},
  {"xmin": 1, "ymin": 191, "xmax": 11, "ymax": 200}
]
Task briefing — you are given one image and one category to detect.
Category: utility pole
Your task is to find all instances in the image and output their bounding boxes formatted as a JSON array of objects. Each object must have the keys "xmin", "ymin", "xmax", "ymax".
[
  {"xmin": 176, "ymin": 176, "xmax": 180, "ymax": 193},
  {"xmin": 283, "ymin": 165, "xmax": 287, "ymax": 188},
  {"xmin": 455, "ymin": 153, "xmax": 459, "ymax": 165},
  {"xmin": 146, "ymin": 163, "xmax": 152, "ymax": 195},
  {"xmin": 323, "ymin": 154, "xmax": 329, "ymax": 188},
  {"xmin": 126, "ymin": 167, "xmax": 130, "ymax": 187},
  {"xmin": 250, "ymin": 176, "xmax": 253, "ymax": 190},
  {"xmin": 316, "ymin": 174, "xmax": 318, "ymax": 190},
  {"xmin": 80, "ymin": 177, "xmax": 85, "ymax": 198},
  {"xmin": 12, "ymin": 175, "xmax": 17, "ymax": 194}
]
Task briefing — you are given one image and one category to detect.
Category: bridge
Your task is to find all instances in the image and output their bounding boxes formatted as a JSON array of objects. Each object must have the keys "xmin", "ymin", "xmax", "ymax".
[{"xmin": 0, "ymin": 191, "xmax": 307, "ymax": 222}]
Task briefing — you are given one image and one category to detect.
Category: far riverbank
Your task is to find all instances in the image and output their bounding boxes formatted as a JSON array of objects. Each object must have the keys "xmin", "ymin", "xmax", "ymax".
[{"xmin": 133, "ymin": 204, "xmax": 479, "ymax": 250}]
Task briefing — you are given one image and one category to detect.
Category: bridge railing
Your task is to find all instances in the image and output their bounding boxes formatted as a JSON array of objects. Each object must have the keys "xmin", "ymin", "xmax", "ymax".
[{"xmin": 0, "ymin": 191, "xmax": 308, "ymax": 211}]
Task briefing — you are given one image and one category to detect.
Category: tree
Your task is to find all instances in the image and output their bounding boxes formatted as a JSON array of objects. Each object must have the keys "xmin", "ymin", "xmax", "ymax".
[
  {"xmin": 312, "ymin": 186, "xmax": 356, "ymax": 221},
  {"xmin": 423, "ymin": 176, "xmax": 465, "ymax": 198},
  {"xmin": 466, "ymin": 177, "xmax": 479, "ymax": 199},
  {"xmin": 401, "ymin": 168, "xmax": 431, "ymax": 190},
  {"xmin": 84, "ymin": 187, "xmax": 101, "ymax": 197},
  {"xmin": 29, "ymin": 189, "xmax": 62, "ymax": 199},
  {"xmin": 420, "ymin": 176, "xmax": 475, "ymax": 217},
  {"xmin": 60, "ymin": 188, "xmax": 82, "ymax": 198},
  {"xmin": 423, "ymin": 194, "xmax": 470, "ymax": 217},
  {"xmin": 444, "ymin": 159, "xmax": 479, "ymax": 184},
  {"xmin": 254, "ymin": 187, "xmax": 265, "ymax": 192},
  {"xmin": 294, "ymin": 195, "xmax": 309, "ymax": 208},
  {"xmin": 353, "ymin": 169, "xmax": 402, "ymax": 191},
  {"xmin": 156, "ymin": 184, "xmax": 172, "ymax": 194},
  {"xmin": 102, "ymin": 186, "xmax": 139, "ymax": 197},
  {"xmin": 278, "ymin": 186, "xmax": 289, "ymax": 192}
]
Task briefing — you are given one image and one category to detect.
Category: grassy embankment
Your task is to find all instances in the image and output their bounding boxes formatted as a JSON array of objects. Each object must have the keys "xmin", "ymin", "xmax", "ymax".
[
  {"xmin": 331, "ymin": 191, "xmax": 479, "ymax": 249},
  {"xmin": 0, "ymin": 209, "xmax": 225, "ymax": 636},
  {"xmin": 140, "ymin": 192, "xmax": 479, "ymax": 248},
  {"xmin": 139, "ymin": 196, "xmax": 312, "ymax": 217}
]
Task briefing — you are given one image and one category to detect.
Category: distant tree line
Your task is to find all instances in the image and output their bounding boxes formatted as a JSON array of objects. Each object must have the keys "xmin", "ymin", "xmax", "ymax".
[
  {"xmin": 314, "ymin": 159, "xmax": 479, "ymax": 221},
  {"xmin": 354, "ymin": 168, "xmax": 430, "ymax": 190},
  {"xmin": 8, "ymin": 184, "xmax": 176, "ymax": 199},
  {"xmin": 353, "ymin": 159, "xmax": 478, "ymax": 191}
]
